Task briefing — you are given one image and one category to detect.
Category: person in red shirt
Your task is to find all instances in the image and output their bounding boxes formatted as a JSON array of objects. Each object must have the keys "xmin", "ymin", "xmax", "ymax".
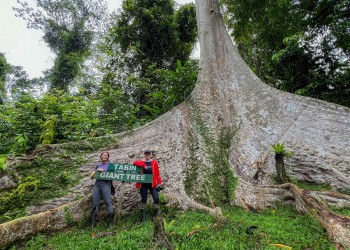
[{"xmin": 133, "ymin": 149, "xmax": 163, "ymax": 222}]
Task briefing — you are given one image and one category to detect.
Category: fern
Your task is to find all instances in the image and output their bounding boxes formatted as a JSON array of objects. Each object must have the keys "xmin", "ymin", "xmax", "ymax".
[{"xmin": 163, "ymin": 219, "xmax": 176, "ymax": 234}]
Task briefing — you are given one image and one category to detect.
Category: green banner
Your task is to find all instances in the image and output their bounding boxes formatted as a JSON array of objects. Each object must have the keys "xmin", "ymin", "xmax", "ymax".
[
  {"xmin": 107, "ymin": 163, "xmax": 142, "ymax": 173},
  {"xmin": 95, "ymin": 171, "xmax": 152, "ymax": 183}
]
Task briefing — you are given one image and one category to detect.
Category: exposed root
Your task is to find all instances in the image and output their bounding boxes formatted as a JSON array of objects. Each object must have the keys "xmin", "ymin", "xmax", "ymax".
[
  {"xmin": 308, "ymin": 191, "xmax": 350, "ymax": 209},
  {"xmin": 153, "ymin": 215, "xmax": 174, "ymax": 250},
  {"xmin": 289, "ymin": 184, "xmax": 350, "ymax": 249},
  {"xmin": 0, "ymin": 196, "xmax": 91, "ymax": 249},
  {"xmin": 167, "ymin": 193, "xmax": 224, "ymax": 221},
  {"xmin": 235, "ymin": 180, "xmax": 350, "ymax": 249}
]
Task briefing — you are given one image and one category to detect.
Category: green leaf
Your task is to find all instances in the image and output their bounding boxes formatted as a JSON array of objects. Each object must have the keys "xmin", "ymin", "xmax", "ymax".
[
  {"xmin": 0, "ymin": 156, "xmax": 8, "ymax": 172},
  {"xmin": 271, "ymin": 143, "xmax": 293, "ymax": 157}
]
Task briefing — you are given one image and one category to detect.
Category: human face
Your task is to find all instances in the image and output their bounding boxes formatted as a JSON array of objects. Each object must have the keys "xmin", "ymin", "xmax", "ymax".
[
  {"xmin": 144, "ymin": 152, "xmax": 151, "ymax": 161},
  {"xmin": 100, "ymin": 152, "xmax": 109, "ymax": 162}
]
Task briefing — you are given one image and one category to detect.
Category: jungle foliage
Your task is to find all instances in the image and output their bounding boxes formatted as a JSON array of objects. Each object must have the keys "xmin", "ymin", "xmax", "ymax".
[
  {"xmin": 220, "ymin": 0, "xmax": 350, "ymax": 107},
  {"xmin": 0, "ymin": 91, "xmax": 102, "ymax": 154},
  {"xmin": 103, "ymin": 1, "xmax": 198, "ymax": 118},
  {"xmin": 2, "ymin": 0, "xmax": 350, "ymax": 157},
  {"xmin": 1, "ymin": 0, "xmax": 198, "ymax": 156}
]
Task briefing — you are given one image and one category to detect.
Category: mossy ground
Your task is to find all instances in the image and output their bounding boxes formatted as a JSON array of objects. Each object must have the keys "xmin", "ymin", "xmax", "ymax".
[
  {"xmin": 0, "ymin": 136, "xmax": 119, "ymax": 223},
  {"xmin": 12, "ymin": 205, "xmax": 335, "ymax": 250}
]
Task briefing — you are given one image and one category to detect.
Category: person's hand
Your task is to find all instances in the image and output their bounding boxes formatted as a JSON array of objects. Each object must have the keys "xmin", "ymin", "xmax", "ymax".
[
  {"xmin": 97, "ymin": 168, "xmax": 104, "ymax": 172},
  {"xmin": 90, "ymin": 170, "xmax": 96, "ymax": 179},
  {"xmin": 156, "ymin": 184, "xmax": 164, "ymax": 192}
]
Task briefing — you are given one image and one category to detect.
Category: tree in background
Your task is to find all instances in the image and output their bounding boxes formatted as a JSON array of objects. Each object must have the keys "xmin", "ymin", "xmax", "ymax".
[
  {"xmin": 103, "ymin": 0, "xmax": 198, "ymax": 120},
  {"xmin": 0, "ymin": 53, "xmax": 11, "ymax": 104},
  {"xmin": 109, "ymin": 0, "xmax": 196, "ymax": 75},
  {"xmin": 220, "ymin": 0, "xmax": 350, "ymax": 107},
  {"xmin": 174, "ymin": 3, "xmax": 198, "ymax": 63},
  {"xmin": 0, "ymin": 53, "xmax": 48, "ymax": 102},
  {"xmin": 14, "ymin": 0, "xmax": 108, "ymax": 92}
]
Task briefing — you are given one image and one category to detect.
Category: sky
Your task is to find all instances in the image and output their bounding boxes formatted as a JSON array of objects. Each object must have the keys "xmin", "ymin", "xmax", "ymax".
[{"xmin": 0, "ymin": 0, "xmax": 194, "ymax": 78}]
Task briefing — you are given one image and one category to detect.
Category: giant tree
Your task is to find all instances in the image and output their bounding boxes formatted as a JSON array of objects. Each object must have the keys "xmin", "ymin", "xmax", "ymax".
[
  {"xmin": 1, "ymin": 0, "xmax": 350, "ymax": 248},
  {"xmin": 14, "ymin": 0, "xmax": 108, "ymax": 91}
]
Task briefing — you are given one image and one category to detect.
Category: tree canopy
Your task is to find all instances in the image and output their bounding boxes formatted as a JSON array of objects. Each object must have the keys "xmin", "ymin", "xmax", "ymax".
[
  {"xmin": 102, "ymin": 0, "xmax": 198, "ymax": 120},
  {"xmin": 14, "ymin": 0, "xmax": 108, "ymax": 91},
  {"xmin": 109, "ymin": 0, "xmax": 197, "ymax": 75}
]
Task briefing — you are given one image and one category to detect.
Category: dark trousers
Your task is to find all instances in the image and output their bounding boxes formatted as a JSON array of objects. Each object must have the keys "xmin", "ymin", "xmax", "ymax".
[
  {"xmin": 140, "ymin": 183, "xmax": 159, "ymax": 204},
  {"xmin": 91, "ymin": 180, "xmax": 114, "ymax": 214}
]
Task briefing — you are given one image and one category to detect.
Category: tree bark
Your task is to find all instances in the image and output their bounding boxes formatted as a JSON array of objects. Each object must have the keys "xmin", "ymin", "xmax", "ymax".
[{"xmin": 1, "ymin": 0, "xmax": 350, "ymax": 248}]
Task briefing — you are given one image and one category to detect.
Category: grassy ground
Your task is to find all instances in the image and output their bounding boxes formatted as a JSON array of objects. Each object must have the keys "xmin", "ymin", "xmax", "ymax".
[
  {"xmin": 328, "ymin": 206, "xmax": 350, "ymax": 218},
  {"xmin": 290, "ymin": 180, "xmax": 333, "ymax": 192},
  {"xmin": 11, "ymin": 205, "xmax": 335, "ymax": 250}
]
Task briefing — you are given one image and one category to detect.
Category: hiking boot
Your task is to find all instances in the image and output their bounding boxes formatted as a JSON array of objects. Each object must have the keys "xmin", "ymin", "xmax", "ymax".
[
  {"xmin": 152, "ymin": 204, "xmax": 159, "ymax": 219},
  {"xmin": 90, "ymin": 212, "xmax": 97, "ymax": 229},
  {"xmin": 140, "ymin": 209, "xmax": 146, "ymax": 222},
  {"xmin": 108, "ymin": 213, "xmax": 115, "ymax": 228}
]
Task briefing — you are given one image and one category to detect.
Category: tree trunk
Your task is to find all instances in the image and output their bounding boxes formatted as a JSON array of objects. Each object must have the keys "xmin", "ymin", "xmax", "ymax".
[
  {"xmin": 275, "ymin": 154, "xmax": 287, "ymax": 183},
  {"xmin": 1, "ymin": 0, "xmax": 350, "ymax": 248}
]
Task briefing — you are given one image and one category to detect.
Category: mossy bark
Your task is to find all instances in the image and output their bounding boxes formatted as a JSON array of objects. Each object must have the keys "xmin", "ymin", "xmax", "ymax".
[{"xmin": 0, "ymin": 196, "xmax": 91, "ymax": 249}]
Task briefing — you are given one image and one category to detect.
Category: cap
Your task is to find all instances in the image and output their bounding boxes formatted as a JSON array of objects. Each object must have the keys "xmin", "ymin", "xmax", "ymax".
[{"xmin": 144, "ymin": 149, "xmax": 152, "ymax": 154}]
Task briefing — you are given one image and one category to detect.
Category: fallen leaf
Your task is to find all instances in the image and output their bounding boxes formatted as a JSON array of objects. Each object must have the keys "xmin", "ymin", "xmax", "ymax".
[
  {"xmin": 270, "ymin": 243, "xmax": 292, "ymax": 249},
  {"xmin": 186, "ymin": 228, "xmax": 202, "ymax": 237}
]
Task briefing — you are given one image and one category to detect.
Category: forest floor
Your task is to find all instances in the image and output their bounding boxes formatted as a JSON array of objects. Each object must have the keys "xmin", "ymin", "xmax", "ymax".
[{"xmin": 10, "ymin": 204, "xmax": 336, "ymax": 250}]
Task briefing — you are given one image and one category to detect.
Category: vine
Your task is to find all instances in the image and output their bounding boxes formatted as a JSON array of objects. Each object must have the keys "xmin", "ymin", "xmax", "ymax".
[{"xmin": 184, "ymin": 102, "xmax": 238, "ymax": 206}]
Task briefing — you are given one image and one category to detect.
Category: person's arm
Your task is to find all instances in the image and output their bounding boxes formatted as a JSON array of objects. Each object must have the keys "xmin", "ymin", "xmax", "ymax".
[
  {"xmin": 153, "ymin": 161, "xmax": 162, "ymax": 185},
  {"xmin": 133, "ymin": 160, "xmax": 146, "ymax": 167},
  {"xmin": 90, "ymin": 170, "xmax": 96, "ymax": 180},
  {"xmin": 90, "ymin": 165, "xmax": 104, "ymax": 179}
]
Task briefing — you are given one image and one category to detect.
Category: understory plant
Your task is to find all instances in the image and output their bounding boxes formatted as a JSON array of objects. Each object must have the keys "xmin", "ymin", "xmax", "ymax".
[
  {"xmin": 0, "ymin": 91, "xmax": 104, "ymax": 154},
  {"xmin": 0, "ymin": 176, "xmax": 39, "ymax": 223},
  {"xmin": 0, "ymin": 155, "xmax": 7, "ymax": 172},
  {"xmin": 271, "ymin": 143, "xmax": 293, "ymax": 183}
]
